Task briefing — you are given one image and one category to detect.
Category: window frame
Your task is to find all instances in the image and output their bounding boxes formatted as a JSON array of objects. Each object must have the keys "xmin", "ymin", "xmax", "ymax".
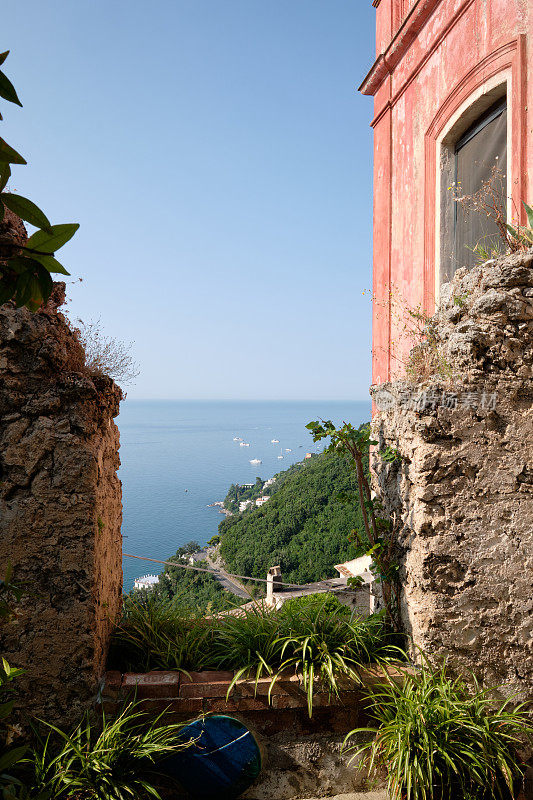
[
  {"xmin": 434, "ymin": 75, "xmax": 510, "ymax": 296},
  {"xmin": 452, "ymin": 98, "xmax": 507, "ymax": 271}
]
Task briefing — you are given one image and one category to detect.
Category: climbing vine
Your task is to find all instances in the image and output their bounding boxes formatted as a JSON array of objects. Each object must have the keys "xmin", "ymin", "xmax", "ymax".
[{"xmin": 0, "ymin": 50, "xmax": 78, "ymax": 310}]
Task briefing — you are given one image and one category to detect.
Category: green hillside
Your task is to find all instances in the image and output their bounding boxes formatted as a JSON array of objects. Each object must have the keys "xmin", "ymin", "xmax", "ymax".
[
  {"xmin": 155, "ymin": 559, "xmax": 244, "ymax": 613},
  {"xmin": 219, "ymin": 449, "xmax": 367, "ymax": 585}
]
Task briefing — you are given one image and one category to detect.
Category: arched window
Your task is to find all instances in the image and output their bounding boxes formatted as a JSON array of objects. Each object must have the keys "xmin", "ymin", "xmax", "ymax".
[
  {"xmin": 439, "ymin": 94, "xmax": 508, "ymax": 283},
  {"xmin": 453, "ymin": 99, "xmax": 507, "ymax": 270}
]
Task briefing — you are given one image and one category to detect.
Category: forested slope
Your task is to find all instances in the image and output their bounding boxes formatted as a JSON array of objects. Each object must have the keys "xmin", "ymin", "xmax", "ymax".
[{"xmin": 219, "ymin": 450, "xmax": 366, "ymax": 584}]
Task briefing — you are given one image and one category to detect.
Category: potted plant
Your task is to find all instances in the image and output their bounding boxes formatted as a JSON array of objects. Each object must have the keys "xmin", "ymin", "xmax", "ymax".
[{"xmin": 344, "ymin": 653, "xmax": 533, "ymax": 800}]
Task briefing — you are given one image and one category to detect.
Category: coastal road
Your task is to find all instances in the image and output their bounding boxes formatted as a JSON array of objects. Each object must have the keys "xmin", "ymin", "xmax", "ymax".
[{"xmin": 205, "ymin": 554, "xmax": 252, "ymax": 600}]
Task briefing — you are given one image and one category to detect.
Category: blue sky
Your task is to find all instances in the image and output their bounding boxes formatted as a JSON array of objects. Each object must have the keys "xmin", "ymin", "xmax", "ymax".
[{"xmin": 3, "ymin": 1, "xmax": 376, "ymax": 400}]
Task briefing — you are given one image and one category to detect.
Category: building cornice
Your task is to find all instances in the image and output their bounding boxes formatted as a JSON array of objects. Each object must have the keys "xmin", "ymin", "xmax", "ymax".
[{"xmin": 360, "ymin": 0, "xmax": 442, "ymax": 95}]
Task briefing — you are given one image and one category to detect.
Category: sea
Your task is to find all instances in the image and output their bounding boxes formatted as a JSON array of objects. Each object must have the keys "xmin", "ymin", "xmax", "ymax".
[{"xmin": 119, "ymin": 400, "xmax": 371, "ymax": 591}]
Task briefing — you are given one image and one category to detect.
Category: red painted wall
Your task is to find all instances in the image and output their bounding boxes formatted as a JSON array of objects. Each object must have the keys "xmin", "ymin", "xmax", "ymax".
[{"xmin": 361, "ymin": 0, "xmax": 532, "ymax": 385}]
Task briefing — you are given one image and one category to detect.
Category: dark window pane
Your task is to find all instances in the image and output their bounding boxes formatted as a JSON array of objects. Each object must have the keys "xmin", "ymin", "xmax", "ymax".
[{"xmin": 454, "ymin": 106, "xmax": 507, "ymax": 270}]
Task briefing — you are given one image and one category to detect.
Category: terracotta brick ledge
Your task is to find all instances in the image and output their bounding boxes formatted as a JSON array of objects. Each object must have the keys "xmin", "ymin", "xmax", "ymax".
[{"xmin": 99, "ymin": 665, "xmax": 408, "ymax": 722}]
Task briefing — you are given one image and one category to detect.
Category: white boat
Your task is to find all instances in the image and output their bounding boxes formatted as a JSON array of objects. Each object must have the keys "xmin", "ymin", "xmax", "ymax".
[
  {"xmin": 250, "ymin": 458, "xmax": 262, "ymax": 465},
  {"xmin": 278, "ymin": 448, "xmax": 284, "ymax": 459},
  {"xmin": 285, "ymin": 448, "xmax": 292, "ymax": 452},
  {"xmin": 233, "ymin": 437, "xmax": 243, "ymax": 442},
  {"xmin": 271, "ymin": 439, "xmax": 279, "ymax": 443},
  {"xmin": 240, "ymin": 442, "xmax": 250, "ymax": 447},
  {"xmin": 277, "ymin": 455, "xmax": 284, "ymax": 459}
]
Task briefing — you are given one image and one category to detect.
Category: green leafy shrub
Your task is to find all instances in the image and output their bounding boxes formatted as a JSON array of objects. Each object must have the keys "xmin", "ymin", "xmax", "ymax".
[
  {"xmin": 216, "ymin": 599, "xmax": 388, "ymax": 716},
  {"xmin": 272, "ymin": 599, "xmax": 386, "ymax": 717},
  {"xmin": 344, "ymin": 654, "xmax": 533, "ymax": 800}
]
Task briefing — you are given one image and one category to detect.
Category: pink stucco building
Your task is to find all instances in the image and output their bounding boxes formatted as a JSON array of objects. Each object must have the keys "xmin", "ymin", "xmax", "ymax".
[{"xmin": 361, "ymin": 0, "xmax": 532, "ymax": 384}]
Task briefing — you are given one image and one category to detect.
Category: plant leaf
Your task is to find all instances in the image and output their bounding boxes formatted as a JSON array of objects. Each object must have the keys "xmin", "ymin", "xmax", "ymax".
[
  {"xmin": 29, "ymin": 252, "xmax": 70, "ymax": 275},
  {"xmin": 5, "ymin": 255, "xmax": 37, "ymax": 275},
  {"xmin": 0, "ymin": 137, "xmax": 26, "ymax": 165},
  {"xmin": 524, "ymin": 203, "xmax": 533, "ymax": 230},
  {"xmin": 0, "ymin": 52, "xmax": 9, "ymax": 67},
  {"xmin": 0, "ymin": 69, "xmax": 22, "ymax": 106},
  {"xmin": 0, "ymin": 162, "xmax": 10, "ymax": 192},
  {"xmin": 26, "ymin": 223, "xmax": 79, "ymax": 254},
  {"xmin": 0, "ymin": 745, "xmax": 27, "ymax": 772},
  {"xmin": 36, "ymin": 264, "xmax": 53, "ymax": 301},
  {"xmin": 1, "ymin": 193, "xmax": 51, "ymax": 232},
  {"xmin": 13, "ymin": 265, "xmax": 51, "ymax": 310}
]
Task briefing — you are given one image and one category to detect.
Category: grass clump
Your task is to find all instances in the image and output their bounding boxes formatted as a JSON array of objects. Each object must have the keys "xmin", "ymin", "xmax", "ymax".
[
  {"xmin": 345, "ymin": 654, "xmax": 533, "ymax": 800},
  {"xmin": 5, "ymin": 702, "xmax": 192, "ymax": 800},
  {"xmin": 110, "ymin": 593, "xmax": 389, "ymax": 716},
  {"xmin": 108, "ymin": 594, "xmax": 214, "ymax": 673}
]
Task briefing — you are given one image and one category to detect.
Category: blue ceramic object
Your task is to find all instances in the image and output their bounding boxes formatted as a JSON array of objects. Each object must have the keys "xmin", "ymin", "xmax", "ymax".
[{"xmin": 160, "ymin": 715, "xmax": 262, "ymax": 798}]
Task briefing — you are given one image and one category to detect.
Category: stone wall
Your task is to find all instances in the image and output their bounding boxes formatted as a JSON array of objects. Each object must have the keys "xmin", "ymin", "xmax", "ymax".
[
  {"xmin": 370, "ymin": 252, "xmax": 533, "ymax": 696},
  {"xmin": 0, "ymin": 287, "xmax": 123, "ymax": 726}
]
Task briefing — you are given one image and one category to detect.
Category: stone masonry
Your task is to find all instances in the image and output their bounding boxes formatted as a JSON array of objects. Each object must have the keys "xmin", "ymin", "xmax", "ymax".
[
  {"xmin": 371, "ymin": 251, "xmax": 533, "ymax": 697},
  {"xmin": 0, "ymin": 285, "xmax": 123, "ymax": 726}
]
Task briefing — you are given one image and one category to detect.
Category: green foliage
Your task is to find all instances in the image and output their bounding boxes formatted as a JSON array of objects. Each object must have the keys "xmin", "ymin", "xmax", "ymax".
[
  {"xmin": 223, "ymin": 477, "xmax": 266, "ymax": 514},
  {"xmin": 12, "ymin": 703, "xmax": 192, "ymax": 800},
  {"xmin": 506, "ymin": 202, "xmax": 533, "ymax": 249},
  {"xmin": 110, "ymin": 594, "xmax": 389, "ymax": 717},
  {"xmin": 345, "ymin": 654, "xmax": 533, "ymax": 800},
  {"xmin": 307, "ymin": 420, "xmax": 401, "ymax": 629},
  {"xmin": 0, "ymin": 659, "xmax": 28, "ymax": 798},
  {"xmin": 109, "ymin": 594, "xmax": 213, "ymax": 673},
  {"xmin": 0, "ymin": 566, "xmax": 29, "ymax": 798},
  {"xmin": 155, "ymin": 557, "xmax": 244, "ymax": 614},
  {"xmin": 211, "ymin": 598, "xmax": 388, "ymax": 718},
  {"xmin": 379, "ymin": 445, "xmax": 402, "ymax": 464},
  {"xmin": 272, "ymin": 602, "xmax": 386, "ymax": 718},
  {"xmin": 219, "ymin": 451, "xmax": 366, "ymax": 585},
  {"xmin": 133, "ymin": 540, "xmax": 244, "ymax": 614},
  {"xmin": 0, "ymin": 51, "xmax": 78, "ymax": 310}
]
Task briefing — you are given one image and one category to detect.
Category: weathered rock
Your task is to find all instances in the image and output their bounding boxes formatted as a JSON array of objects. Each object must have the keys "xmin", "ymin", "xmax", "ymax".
[
  {"xmin": 0, "ymin": 290, "xmax": 123, "ymax": 726},
  {"xmin": 371, "ymin": 252, "xmax": 533, "ymax": 697}
]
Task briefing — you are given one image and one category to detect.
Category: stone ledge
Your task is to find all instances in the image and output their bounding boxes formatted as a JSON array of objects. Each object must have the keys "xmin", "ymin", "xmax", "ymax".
[{"xmin": 98, "ymin": 664, "xmax": 411, "ymax": 730}]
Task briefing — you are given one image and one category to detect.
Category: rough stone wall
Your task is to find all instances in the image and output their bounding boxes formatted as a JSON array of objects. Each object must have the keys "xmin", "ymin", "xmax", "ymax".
[
  {"xmin": 370, "ymin": 252, "xmax": 533, "ymax": 696},
  {"xmin": 0, "ymin": 287, "xmax": 123, "ymax": 726}
]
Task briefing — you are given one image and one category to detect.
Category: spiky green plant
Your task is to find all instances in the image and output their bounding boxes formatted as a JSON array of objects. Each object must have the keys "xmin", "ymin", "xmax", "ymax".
[
  {"xmin": 506, "ymin": 202, "xmax": 533, "ymax": 249},
  {"xmin": 109, "ymin": 594, "xmax": 214, "ymax": 672},
  {"xmin": 212, "ymin": 596, "xmax": 388, "ymax": 717},
  {"xmin": 111, "ymin": 593, "xmax": 389, "ymax": 717},
  {"xmin": 212, "ymin": 605, "xmax": 284, "ymax": 696},
  {"xmin": 344, "ymin": 654, "xmax": 533, "ymax": 800},
  {"xmin": 21, "ymin": 703, "xmax": 193, "ymax": 800},
  {"xmin": 273, "ymin": 600, "xmax": 386, "ymax": 717}
]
